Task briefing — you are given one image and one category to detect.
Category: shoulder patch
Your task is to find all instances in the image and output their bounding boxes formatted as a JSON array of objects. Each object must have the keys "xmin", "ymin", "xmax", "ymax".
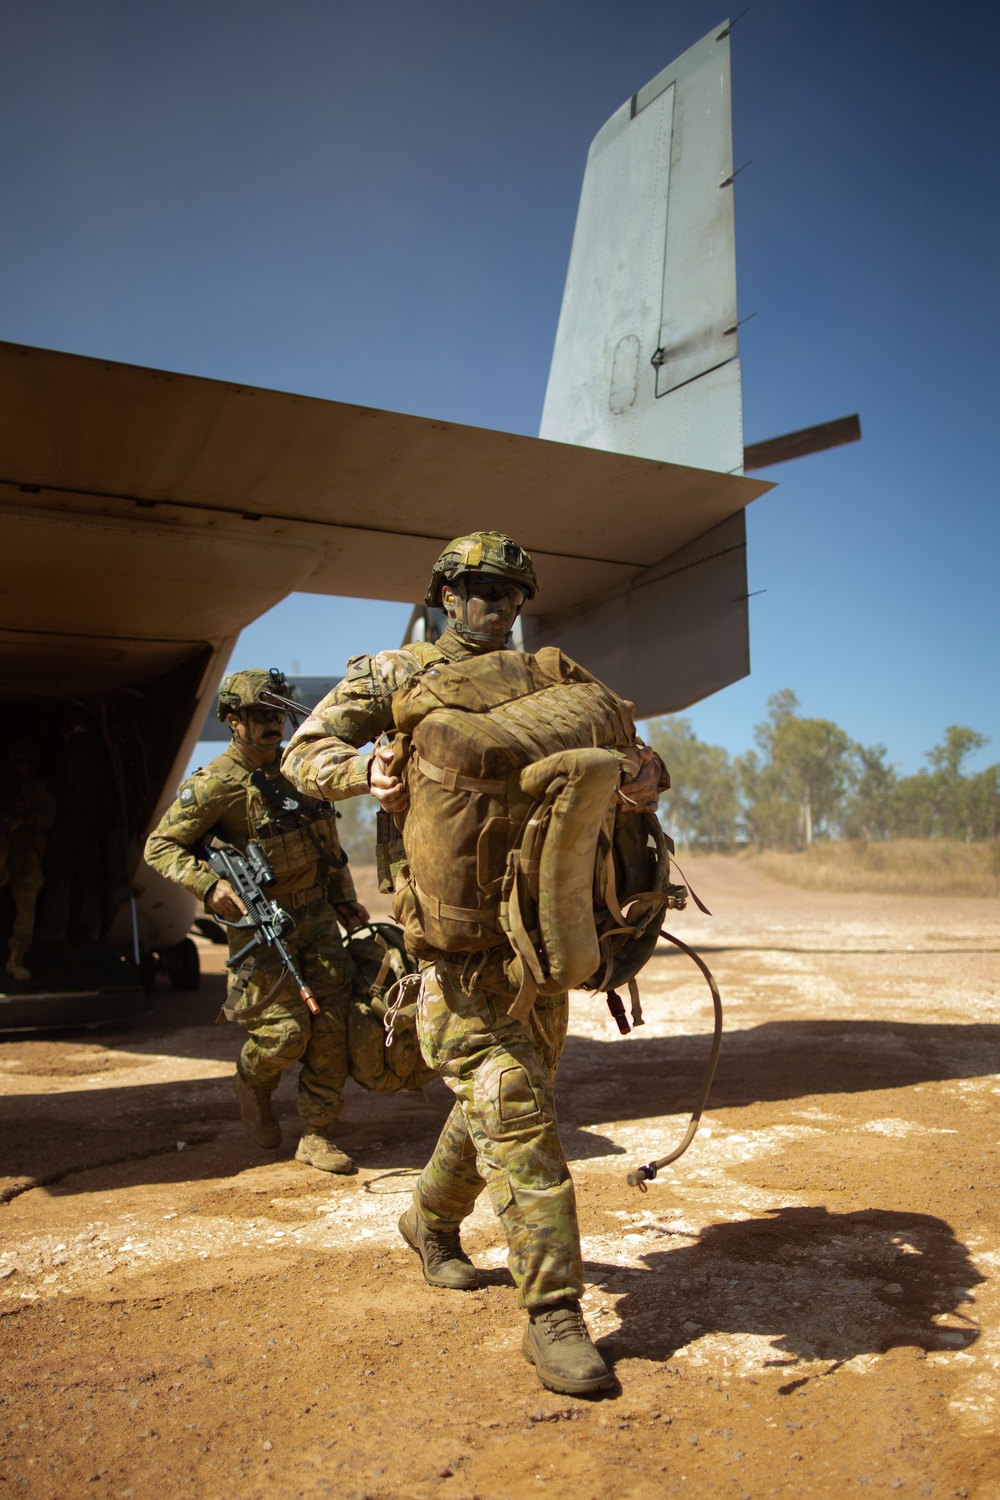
[
  {"xmin": 179, "ymin": 784, "xmax": 197, "ymax": 807},
  {"xmin": 345, "ymin": 654, "xmax": 373, "ymax": 681}
]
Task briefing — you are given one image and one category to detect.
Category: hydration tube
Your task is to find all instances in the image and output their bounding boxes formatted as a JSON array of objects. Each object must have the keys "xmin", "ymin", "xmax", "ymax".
[{"xmin": 625, "ymin": 929, "xmax": 723, "ymax": 1192}]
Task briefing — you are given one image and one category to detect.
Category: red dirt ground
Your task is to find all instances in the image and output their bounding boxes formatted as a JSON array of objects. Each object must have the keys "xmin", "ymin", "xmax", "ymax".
[{"xmin": 1, "ymin": 857, "xmax": 998, "ymax": 1499}]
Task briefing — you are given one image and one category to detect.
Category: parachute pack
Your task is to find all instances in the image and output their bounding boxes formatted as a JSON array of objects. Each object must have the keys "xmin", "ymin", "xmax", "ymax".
[{"xmin": 388, "ymin": 647, "xmax": 686, "ymax": 1020}]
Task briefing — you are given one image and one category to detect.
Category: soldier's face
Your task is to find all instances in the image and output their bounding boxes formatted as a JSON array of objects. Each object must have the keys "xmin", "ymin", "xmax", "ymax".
[
  {"xmin": 444, "ymin": 576, "xmax": 524, "ymax": 640},
  {"xmin": 229, "ymin": 708, "xmax": 286, "ymax": 749}
]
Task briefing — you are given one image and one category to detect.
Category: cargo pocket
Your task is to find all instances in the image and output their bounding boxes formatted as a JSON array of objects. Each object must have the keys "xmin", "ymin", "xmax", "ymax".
[
  {"xmin": 498, "ymin": 1066, "xmax": 541, "ymax": 1125},
  {"xmin": 489, "ymin": 1168, "xmax": 517, "ymax": 1218},
  {"xmin": 474, "ymin": 1052, "xmax": 545, "ymax": 1141}
]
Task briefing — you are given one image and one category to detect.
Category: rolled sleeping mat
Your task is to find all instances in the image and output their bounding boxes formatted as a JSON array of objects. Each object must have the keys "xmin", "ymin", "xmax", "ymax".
[{"xmin": 519, "ymin": 747, "xmax": 623, "ymax": 992}]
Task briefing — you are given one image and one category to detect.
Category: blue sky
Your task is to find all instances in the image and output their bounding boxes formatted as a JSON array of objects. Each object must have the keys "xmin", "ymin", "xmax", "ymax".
[{"xmin": 2, "ymin": 0, "xmax": 996, "ymax": 776}]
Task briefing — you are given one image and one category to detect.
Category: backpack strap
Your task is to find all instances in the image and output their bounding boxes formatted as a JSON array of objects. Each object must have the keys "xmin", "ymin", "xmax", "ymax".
[
  {"xmin": 248, "ymin": 767, "xmax": 302, "ymax": 817},
  {"xmin": 663, "ymin": 853, "xmax": 713, "ymax": 916},
  {"xmin": 412, "ymin": 881, "xmax": 488, "ymax": 925},
  {"xmin": 412, "ymin": 753, "xmax": 507, "ymax": 797}
]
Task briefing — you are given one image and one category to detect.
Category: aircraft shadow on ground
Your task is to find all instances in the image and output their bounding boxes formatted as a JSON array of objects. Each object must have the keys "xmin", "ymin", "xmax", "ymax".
[
  {"xmin": 3, "ymin": 1014, "xmax": 999, "ymax": 1194},
  {"xmin": 8, "ymin": 973, "xmax": 998, "ymax": 1123},
  {"xmin": 0, "ymin": 975, "xmax": 236, "ymax": 1062},
  {"xmin": 554, "ymin": 1019, "xmax": 1000, "ymax": 1159},
  {"xmin": 0, "ymin": 1070, "xmax": 459, "ymax": 1203},
  {"xmin": 589, "ymin": 1205, "xmax": 983, "ymax": 1374}
]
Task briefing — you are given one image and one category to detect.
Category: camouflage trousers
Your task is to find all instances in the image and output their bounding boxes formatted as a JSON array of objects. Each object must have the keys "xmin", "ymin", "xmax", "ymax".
[
  {"xmin": 231, "ymin": 899, "xmax": 357, "ymax": 1130},
  {"xmin": 412, "ymin": 957, "xmax": 583, "ymax": 1311}
]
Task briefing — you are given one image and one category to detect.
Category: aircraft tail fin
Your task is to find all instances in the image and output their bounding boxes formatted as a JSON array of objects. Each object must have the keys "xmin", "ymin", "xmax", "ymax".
[
  {"xmin": 527, "ymin": 24, "xmax": 753, "ymax": 715},
  {"xmin": 540, "ymin": 22, "xmax": 742, "ymax": 475}
]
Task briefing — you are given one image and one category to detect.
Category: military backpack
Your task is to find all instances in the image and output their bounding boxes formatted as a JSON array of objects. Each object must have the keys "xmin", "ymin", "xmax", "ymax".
[{"xmin": 388, "ymin": 647, "xmax": 683, "ymax": 1019}]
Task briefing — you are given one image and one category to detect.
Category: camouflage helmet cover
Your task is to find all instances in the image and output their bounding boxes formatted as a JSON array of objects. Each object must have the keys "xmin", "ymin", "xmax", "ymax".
[
  {"xmin": 216, "ymin": 668, "xmax": 291, "ymax": 721},
  {"xmin": 424, "ymin": 531, "xmax": 539, "ymax": 609}
]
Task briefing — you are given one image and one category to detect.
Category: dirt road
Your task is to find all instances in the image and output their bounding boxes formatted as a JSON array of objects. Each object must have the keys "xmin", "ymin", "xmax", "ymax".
[{"xmin": 1, "ymin": 858, "xmax": 998, "ymax": 1499}]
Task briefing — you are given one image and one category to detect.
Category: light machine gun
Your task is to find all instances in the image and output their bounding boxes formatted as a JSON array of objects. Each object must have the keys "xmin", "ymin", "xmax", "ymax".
[{"xmin": 196, "ymin": 839, "xmax": 320, "ymax": 1016}]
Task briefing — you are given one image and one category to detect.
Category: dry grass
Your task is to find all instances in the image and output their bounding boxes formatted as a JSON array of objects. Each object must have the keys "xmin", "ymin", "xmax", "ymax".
[{"xmin": 745, "ymin": 839, "xmax": 1000, "ymax": 897}]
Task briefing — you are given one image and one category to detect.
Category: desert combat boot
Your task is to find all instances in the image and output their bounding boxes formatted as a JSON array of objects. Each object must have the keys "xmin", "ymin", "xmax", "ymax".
[
  {"xmin": 295, "ymin": 1130, "xmax": 354, "ymax": 1174},
  {"xmin": 522, "ymin": 1299, "xmax": 615, "ymax": 1395},
  {"xmin": 233, "ymin": 1066, "xmax": 281, "ymax": 1149},
  {"xmin": 398, "ymin": 1207, "xmax": 479, "ymax": 1290}
]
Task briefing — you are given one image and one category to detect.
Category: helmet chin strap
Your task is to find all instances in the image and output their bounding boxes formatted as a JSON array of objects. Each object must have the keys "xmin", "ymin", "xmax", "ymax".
[{"xmin": 446, "ymin": 580, "xmax": 517, "ymax": 650}]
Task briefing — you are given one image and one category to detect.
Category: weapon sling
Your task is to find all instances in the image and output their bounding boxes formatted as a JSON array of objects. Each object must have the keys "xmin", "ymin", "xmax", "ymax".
[{"xmin": 248, "ymin": 769, "xmax": 348, "ymax": 872}]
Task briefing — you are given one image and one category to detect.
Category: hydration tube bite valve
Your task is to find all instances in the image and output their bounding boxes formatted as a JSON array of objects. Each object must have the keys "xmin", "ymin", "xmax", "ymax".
[{"xmin": 605, "ymin": 989, "xmax": 631, "ymax": 1035}]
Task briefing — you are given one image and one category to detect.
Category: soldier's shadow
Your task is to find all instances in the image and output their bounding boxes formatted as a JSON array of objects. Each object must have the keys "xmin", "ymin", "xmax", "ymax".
[
  {"xmin": 558, "ymin": 1124, "xmax": 626, "ymax": 1161},
  {"xmin": 586, "ymin": 1205, "xmax": 983, "ymax": 1375}
]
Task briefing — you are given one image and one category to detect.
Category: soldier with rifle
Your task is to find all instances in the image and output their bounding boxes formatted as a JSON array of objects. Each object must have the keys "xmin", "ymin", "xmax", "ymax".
[
  {"xmin": 145, "ymin": 669, "xmax": 368, "ymax": 1173},
  {"xmin": 283, "ymin": 534, "xmax": 666, "ymax": 1394}
]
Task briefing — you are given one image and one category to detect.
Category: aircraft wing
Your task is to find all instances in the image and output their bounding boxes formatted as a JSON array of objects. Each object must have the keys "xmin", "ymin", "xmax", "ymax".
[{"xmin": 0, "ymin": 338, "xmax": 769, "ymax": 723}]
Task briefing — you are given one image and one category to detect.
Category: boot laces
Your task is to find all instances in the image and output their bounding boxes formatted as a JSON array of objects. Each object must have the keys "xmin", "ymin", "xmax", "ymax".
[
  {"xmin": 305, "ymin": 1131, "xmax": 346, "ymax": 1153},
  {"xmin": 537, "ymin": 1302, "xmax": 588, "ymax": 1343},
  {"xmin": 425, "ymin": 1226, "xmax": 467, "ymax": 1268}
]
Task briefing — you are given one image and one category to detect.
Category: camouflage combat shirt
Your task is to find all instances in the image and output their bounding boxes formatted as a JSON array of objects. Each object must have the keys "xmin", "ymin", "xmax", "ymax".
[
  {"xmin": 281, "ymin": 627, "xmax": 668, "ymax": 802},
  {"xmin": 281, "ymin": 630, "xmax": 481, "ymax": 802},
  {"xmin": 144, "ymin": 741, "xmax": 356, "ymax": 907}
]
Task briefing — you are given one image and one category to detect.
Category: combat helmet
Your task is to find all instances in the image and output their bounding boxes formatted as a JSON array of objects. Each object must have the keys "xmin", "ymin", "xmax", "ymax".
[
  {"xmin": 424, "ymin": 532, "xmax": 539, "ymax": 609},
  {"xmin": 216, "ymin": 668, "xmax": 293, "ymax": 721}
]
